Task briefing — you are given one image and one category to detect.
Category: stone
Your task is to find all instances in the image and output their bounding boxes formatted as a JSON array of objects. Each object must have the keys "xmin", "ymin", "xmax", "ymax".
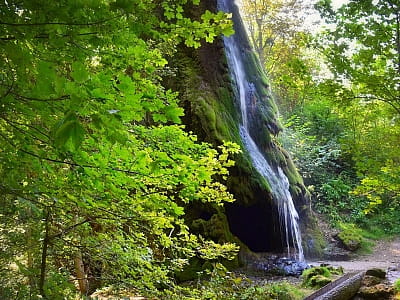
[
  {"xmin": 361, "ymin": 275, "xmax": 382, "ymax": 287},
  {"xmin": 366, "ymin": 268, "xmax": 387, "ymax": 279},
  {"xmin": 323, "ymin": 243, "xmax": 352, "ymax": 260},
  {"xmin": 309, "ymin": 274, "xmax": 332, "ymax": 289},
  {"xmin": 335, "ymin": 226, "xmax": 365, "ymax": 252},
  {"xmin": 358, "ymin": 283, "xmax": 394, "ymax": 299}
]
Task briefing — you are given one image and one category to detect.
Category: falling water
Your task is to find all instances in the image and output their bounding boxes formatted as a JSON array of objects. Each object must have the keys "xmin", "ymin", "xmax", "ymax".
[{"xmin": 218, "ymin": 0, "xmax": 304, "ymax": 261}]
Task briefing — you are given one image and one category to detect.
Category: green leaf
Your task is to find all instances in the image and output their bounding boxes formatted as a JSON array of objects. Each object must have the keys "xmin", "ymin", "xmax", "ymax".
[
  {"xmin": 71, "ymin": 61, "xmax": 89, "ymax": 83},
  {"xmin": 54, "ymin": 114, "xmax": 85, "ymax": 150}
]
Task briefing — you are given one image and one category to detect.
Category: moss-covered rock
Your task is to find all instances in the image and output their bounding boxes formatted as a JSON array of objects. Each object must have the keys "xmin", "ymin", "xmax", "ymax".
[
  {"xmin": 308, "ymin": 274, "xmax": 332, "ymax": 289},
  {"xmin": 358, "ymin": 283, "xmax": 394, "ymax": 299},
  {"xmin": 301, "ymin": 266, "xmax": 343, "ymax": 289},
  {"xmin": 337, "ymin": 227, "xmax": 363, "ymax": 251},
  {"xmin": 302, "ymin": 266, "xmax": 331, "ymax": 282},
  {"xmin": 362, "ymin": 275, "xmax": 383, "ymax": 287}
]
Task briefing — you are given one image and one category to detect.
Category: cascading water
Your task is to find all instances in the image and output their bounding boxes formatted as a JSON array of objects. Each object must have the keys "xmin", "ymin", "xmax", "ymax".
[{"xmin": 218, "ymin": 0, "xmax": 304, "ymax": 261}]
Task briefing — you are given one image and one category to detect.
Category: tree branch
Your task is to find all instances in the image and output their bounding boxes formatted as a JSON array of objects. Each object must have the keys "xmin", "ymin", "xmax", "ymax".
[
  {"xmin": 0, "ymin": 15, "xmax": 122, "ymax": 27},
  {"xmin": 49, "ymin": 218, "xmax": 91, "ymax": 240}
]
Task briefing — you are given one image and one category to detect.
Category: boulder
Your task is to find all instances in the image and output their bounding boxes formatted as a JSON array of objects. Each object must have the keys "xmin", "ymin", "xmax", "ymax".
[
  {"xmin": 309, "ymin": 274, "xmax": 333, "ymax": 289},
  {"xmin": 361, "ymin": 275, "xmax": 382, "ymax": 287},
  {"xmin": 365, "ymin": 268, "xmax": 386, "ymax": 279},
  {"xmin": 336, "ymin": 231, "xmax": 362, "ymax": 251},
  {"xmin": 358, "ymin": 283, "xmax": 394, "ymax": 299}
]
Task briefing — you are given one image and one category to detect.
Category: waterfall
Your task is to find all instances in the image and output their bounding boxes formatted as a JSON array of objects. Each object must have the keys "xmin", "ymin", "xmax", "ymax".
[{"xmin": 218, "ymin": 0, "xmax": 304, "ymax": 261}]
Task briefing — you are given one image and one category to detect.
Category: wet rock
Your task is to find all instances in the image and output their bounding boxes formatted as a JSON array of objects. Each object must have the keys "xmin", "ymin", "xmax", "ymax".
[
  {"xmin": 358, "ymin": 283, "xmax": 394, "ymax": 299},
  {"xmin": 365, "ymin": 268, "xmax": 386, "ymax": 279},
  {"xmin": 387, "ymin": 265, "xmax": 400, "ymax": 284},
  {"xmin": 253, "ymin": 257, "xmax": 310, "ymax": 277},
  {"xmin": 274, "ymin": 258, "xmax": 310, "ymax": 276}
]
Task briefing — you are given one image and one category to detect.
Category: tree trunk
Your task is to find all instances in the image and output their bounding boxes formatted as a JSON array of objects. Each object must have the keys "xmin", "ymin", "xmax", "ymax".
[
  {"xmin": 26, "ymin": 213, "xmax": 35, "ymax": 298},
  {"xmin": 74, "ymin": 250, "xmax": 89, "ymax": 295},
  {"xmin": 39, "ymin": 209, "xmax": 50, "ymax": 297},
  {"xmin": 256, "ymin": 18, "xmax": 265, "ymax": 66}
]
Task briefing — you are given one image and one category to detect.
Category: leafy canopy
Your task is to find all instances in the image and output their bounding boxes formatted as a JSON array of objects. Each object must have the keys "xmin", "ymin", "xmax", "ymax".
[{"xmin": 0, "ymin": 0, "xmax": 238, "ymax": 298}]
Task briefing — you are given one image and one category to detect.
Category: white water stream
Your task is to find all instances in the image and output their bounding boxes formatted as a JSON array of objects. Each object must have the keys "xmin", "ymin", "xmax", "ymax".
[{"xmin": 218, "ymin": 0, "xmax": 304, "ymax": 261}]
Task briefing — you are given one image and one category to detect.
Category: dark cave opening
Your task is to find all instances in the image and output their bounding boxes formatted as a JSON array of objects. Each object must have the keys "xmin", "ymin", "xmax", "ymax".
[{"xmin": 225, "ymin": 201, "xmax": 285, "ymax": 253}]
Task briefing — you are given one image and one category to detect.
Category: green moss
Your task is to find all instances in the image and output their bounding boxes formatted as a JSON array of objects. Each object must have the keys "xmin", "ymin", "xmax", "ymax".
[
  {"xmin": 169, "ymin": 40, "xmax": 317, "ymax": 259},
  {"xmin": 302, "ymin": 218, "xmax": 327, "ymax": 258},
  {"xmin": 307, "ymin": 275, "xmax": 332, "ymax": 289},
  {"xmin": 394, "ymin": 278, "xmax": 400, "ymax": 292},
  {"xmin": 337, "ymin": 223, "xmax": 365, "ymax": 251},
  {"xmin": 301, "ymin": 266, "xmax": 344, "ymax": 289}
]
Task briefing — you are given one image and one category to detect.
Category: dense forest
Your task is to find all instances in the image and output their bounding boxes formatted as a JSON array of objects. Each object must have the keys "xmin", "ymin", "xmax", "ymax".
[{"xmin": 0, "ymin": 0, "xmax": 399, "ymax": 299}]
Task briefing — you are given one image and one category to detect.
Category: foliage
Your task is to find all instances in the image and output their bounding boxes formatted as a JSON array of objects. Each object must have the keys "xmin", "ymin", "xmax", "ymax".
[
  {"xmin": 163, "ymin": 263, "xmax": 306, "ymax": 299},
  {"xmin": 240, "ymin": 0, "xmax": 310, "ymax": 71},
  {"xmin": 301, "ymin": 267, "xmax": 332, "ymax": 289},
  {"xmin": 0, "ymin": 0, "xmax": 239, "ymax": 298},
  {"xmin": 315, "ymin": 0, "xmax": 400, "ymax": 114},
  {"xmin": 272, "ymin": 0, "xmax": 400, "ymax": 233},
  {"xmin": 353, "ymin": 161, "xmax": 400, "ymax": 215},
  {"xmin": 394, "ymin": 278, "xmax": 400, "ymax": 293},
  {"xmin": 315, "ymin": 0, "xmax": 400, "ymax": 215},
  {"xmin": 280, "ymin": 111, "xmax": 367, "ymax": 225},
  {"xmin": 281, "ymin": 113, "xmax": 344, "ymax": 184}
]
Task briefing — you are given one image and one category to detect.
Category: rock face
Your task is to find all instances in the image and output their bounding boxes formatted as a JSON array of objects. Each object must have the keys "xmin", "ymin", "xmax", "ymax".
[{"xmin": 167, "ymin": 0, "xmax": 322, "ymax": 258}]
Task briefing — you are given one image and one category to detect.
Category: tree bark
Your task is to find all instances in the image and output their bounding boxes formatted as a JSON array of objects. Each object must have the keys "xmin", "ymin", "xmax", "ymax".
[
  {"xmin": 74, "ymin": 250, "xmax": 89, "ymax": 295},
  {"xmin": 39, "ymin": 209, "xmax": 50, "ymax": 298}
]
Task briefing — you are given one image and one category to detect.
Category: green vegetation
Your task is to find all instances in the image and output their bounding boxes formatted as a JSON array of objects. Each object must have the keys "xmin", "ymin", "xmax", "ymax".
[
  {"xmin": 336, "ymin": 223, "xmax": 365, "ymax": 252},
  {"xmin": 394, "ymin": 278, "xmax": 400, "ymax": 293},
  {"xmin": 169, "ymin": 263, "xmax": 307, "ymax": 300},
  {"xmin": 0, "ymin": 0, "xmax": 240, "ymax": 298},
  {"xmin": 243, "ymin": 0, "xmax": 400, "ymax": 240},
  {"xmin": 301, "ymin": 266, "xmax": 343, "ymax": 289},
  {"xmin": 1, "ymin": 0, "xmax": 400, "ymax": 297}
]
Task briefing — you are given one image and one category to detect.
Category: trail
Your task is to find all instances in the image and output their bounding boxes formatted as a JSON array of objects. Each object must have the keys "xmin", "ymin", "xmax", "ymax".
[{"xmin": 310, "ymin": 237, "xmax": 400, "ymax": 283}]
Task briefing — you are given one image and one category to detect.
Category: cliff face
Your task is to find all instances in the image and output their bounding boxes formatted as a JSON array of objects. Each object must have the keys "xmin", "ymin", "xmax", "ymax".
[{"xmin": 167, "ymin": 0, "xmax": 323, "ymax": 258}]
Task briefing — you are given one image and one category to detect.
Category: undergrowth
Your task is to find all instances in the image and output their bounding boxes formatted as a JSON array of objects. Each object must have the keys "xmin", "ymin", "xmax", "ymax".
[
  {"xmin": 91, "ymin": 263, "xmax": 309, "ymax": 299},
  {"xmin": 163, "ymin": 263, "xmax": 307, "ymax": 300}
]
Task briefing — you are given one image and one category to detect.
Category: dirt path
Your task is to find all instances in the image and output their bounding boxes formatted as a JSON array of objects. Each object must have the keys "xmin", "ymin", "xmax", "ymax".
[{"xmin": 309, "ymin": 237, "xmax": 400, "ymax": 283}]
